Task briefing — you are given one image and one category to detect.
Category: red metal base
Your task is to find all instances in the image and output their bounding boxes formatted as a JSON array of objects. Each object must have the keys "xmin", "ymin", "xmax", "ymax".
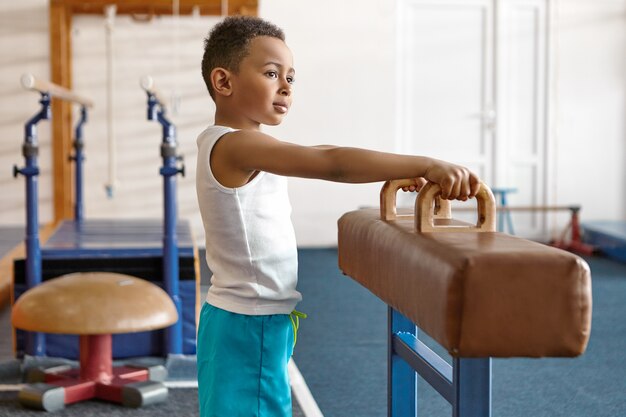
[
  {"xmin": 550, "ymin": 208, "xmax": 595, "ymax": 256},
  {"xmin": 40, "ymin": 334, "xmax": 149, "ymax": 405}
]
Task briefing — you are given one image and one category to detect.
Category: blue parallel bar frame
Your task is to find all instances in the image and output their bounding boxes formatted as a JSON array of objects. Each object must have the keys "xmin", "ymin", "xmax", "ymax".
[
  {"xmin": 13, "ymin": 92, "xmax": 51, "ymax": 356},
  {"xmin": 389, "ymin": 307, "xmax": 492, "ymax": 417},
  {"xmin": 146, "ymin": 92, "xmax": 184, "ymax": 355},
  {"xmin": 71, "ymin": 106, "xmax": 88, "ymax": 223}
]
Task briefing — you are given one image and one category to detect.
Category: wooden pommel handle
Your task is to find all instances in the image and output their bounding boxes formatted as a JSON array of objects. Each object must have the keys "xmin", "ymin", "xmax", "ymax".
[
  {"xmin": 380, "ymin": 179, "xmax": 451, "ymax": 221},
  {"xmin": 416, "ymin": 182, "xmax": 496, "ymax": 233}
]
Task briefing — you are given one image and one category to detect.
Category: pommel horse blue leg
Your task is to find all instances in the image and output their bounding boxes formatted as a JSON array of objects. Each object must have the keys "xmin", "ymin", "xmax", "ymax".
[{"xmin": 389, "ymin": 307, "xmax": 492, "ymax": 417}]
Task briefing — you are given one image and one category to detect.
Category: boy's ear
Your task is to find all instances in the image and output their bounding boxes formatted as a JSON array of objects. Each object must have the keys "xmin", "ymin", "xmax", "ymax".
[{"xmin": 211, "ymin": 68, "xmax": 233, "ymax": 97}]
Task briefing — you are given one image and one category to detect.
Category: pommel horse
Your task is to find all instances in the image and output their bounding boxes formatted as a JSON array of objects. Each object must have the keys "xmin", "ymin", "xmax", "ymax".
[{"xmin": 337, "ymin": 180, "xmax": 592, "ymax": 417}]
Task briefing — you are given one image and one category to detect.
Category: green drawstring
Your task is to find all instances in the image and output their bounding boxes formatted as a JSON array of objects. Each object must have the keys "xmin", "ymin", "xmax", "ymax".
[{"xmin": 289, "ymin": 310, "xmax": 307, "ymax": 348}]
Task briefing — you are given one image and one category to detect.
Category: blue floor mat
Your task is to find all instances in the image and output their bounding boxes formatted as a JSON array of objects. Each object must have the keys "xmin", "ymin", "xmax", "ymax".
[{"xmin": 584, "ymin": 220, "xmax": 626, "ymax": 263}]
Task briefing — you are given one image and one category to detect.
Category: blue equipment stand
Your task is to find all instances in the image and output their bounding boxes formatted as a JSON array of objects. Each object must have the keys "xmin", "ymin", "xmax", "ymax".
[
  {"xmin": 145, "ymin": 91, "xmax": 185, "ymax": 355},
  {"xmin": 12, "ymin": 93, "xmax": 51, "ymax": 357},
  {"xmin": 14, "ymin": 96, "xmax": 92, "ymax": 357},
  {"xmin": 491, "ymin": 187, "xmax": 516, "ymax": 234},
  {"xmin": 389, "ymin": 307, "xmax": 492, "ymax": 417},
  {"xmin": 71, "ymin": 106, "xmax": 88, "ymax": 222},
  {"xmin": 14, "ymin": 88, "xmax": 196, "ymax": 360}
]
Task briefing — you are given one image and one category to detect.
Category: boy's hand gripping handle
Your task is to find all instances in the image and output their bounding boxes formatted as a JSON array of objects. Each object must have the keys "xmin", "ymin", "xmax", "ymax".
[
  {"xmin": 416, "ymin": 181, "xmax": 496, "ymax": 232},
  {"xmin": 380, "ymin": 179, "xmax": 451, "ymax": 221},
  {"xmin": 380, "ymin": 179, "xmax": 496, "ymax": 233}
]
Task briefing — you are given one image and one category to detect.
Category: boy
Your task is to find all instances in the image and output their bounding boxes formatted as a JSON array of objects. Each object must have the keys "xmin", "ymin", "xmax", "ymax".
[{"xmin": 196, "ymin": 16, "xmax": 479, "ymax": 417}]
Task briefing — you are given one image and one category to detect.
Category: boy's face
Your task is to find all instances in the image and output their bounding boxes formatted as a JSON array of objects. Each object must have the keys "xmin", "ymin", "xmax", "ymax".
[{"xmin": 228, "ymin": 36, "xmax": 295, "ymax": 129}]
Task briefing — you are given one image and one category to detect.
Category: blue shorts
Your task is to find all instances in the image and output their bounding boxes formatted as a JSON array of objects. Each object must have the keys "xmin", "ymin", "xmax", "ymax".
[{"xmin": 197, "ymin": 303, "xmax": 294, "ymax": 417}]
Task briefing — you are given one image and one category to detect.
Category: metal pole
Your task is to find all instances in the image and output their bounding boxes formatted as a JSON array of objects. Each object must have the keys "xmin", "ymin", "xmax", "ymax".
[
  {"xmin": 104, "ymin": 5, "xmax": 117, "ymax": 198},
  {"xmin": 14, "ymin": 92, "xmax": 50, "ymax": 356},
  {"xmin": 453, "ymin": 358, "xmax": 492, "ymax": 417},
  {"xmin": 72, "ymin": 106, "xmax": 88, "ymax": 223},
  {"xmin": 389, "ymin": 307, "xmax": 417, "ymax": 417},
  {"xmin": 146, "ymin": 92, "xmax": 184, "ymax": 355}
]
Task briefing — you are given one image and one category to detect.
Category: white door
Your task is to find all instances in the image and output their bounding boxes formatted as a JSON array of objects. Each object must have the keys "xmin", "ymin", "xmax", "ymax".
[
  {"xmin": 496, "ymin": 0, "xmax": 549, "ymax": 237},
  {"xmin": 396, "ymin": 0, "xmax": 549, "ymax": 238}
]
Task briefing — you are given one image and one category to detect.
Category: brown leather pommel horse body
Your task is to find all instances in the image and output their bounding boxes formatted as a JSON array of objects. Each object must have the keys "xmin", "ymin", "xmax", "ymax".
[{"xmin": 338, "ymin": 180, "xmax": 592, "ymax": 416}]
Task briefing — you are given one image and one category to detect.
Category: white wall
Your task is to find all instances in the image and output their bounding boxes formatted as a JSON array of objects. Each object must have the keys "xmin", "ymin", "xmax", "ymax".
[
  {"xmin": 0, "ymin": 1, "xmax": 53, "ymax": 227},
  {"xmin": 0, "ymin": 0, "xmax": 624, "ymax": 248},
  {"xmin": 260, "ymin": 0, "xmax": 397, "ymax": 246},
  {"xmin": 70, "ymin": 13, "xmax": 221, "ymax": 245},
  {"xmin": 551, "ymin": 0, "xmax": 626, "ymax": 224}
]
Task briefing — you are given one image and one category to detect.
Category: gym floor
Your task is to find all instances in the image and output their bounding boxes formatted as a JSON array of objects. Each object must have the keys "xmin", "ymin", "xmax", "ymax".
[{"xmin": 2, "ymin": 228, "xmax": 626, "ymax": 416}]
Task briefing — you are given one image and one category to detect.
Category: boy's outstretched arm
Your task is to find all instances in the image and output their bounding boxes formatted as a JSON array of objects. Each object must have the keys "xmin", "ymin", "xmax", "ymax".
[{"xmin": 211, "ymin": 130, "xmax": 480, "ymax": 200}]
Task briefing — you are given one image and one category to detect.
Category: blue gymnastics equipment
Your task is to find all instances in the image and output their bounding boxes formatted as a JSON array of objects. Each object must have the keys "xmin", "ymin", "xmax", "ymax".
[
  {"xmin": 142, "ymin": 75, "xmax": 185, "ymax": 355},
  {"xmin": 389, "ymin": 309, "xmax": 491, "ymax": 416},
  {"xmin": 583, "ymin": 220, "xmax": 626, "ymax": 263},
  {"xmin": 13, "ymin": 91, "xmax": 49, "ymax": 356},
  {"xmin": 13, "ymin": 74, "xmax": 196, "ymax": 360},
  {"xmin": 14, "ymin": 74, "xmax": 95, "ymax": 356},
  {"xmin": 71, "ymin": 106, "xmax": 88, "ymax": 222},
  {"xmin": 491, "ymin": 187, "xmax": 516, "ymax": 234}
]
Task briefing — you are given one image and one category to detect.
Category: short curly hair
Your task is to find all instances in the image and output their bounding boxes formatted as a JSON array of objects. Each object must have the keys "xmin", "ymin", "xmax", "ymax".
[{"xmin": 202, "ymin": 16, "xmax": 285, "ymax": 100}]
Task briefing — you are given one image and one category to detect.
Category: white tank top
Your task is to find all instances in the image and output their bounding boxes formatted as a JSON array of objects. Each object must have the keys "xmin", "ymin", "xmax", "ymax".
[{"xmin": 195, "ymin": 125, "xmax": 302, "ymax": 315}]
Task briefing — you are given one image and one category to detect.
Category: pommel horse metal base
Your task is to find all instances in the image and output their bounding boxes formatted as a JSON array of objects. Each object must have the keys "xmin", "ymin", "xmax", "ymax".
[
  {"xmin": 338, "ymin": 180, "xmax": 592, "ymax": 417},
  {"xmin": 389, "ymin": 308, "xmax": 491, "ymax": 417}
]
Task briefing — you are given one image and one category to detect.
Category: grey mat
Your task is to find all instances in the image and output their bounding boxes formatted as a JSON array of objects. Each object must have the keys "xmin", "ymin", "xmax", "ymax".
[
  {"xmin": 0, "ymin": 388, "xmax": 198, "ymax": 417},
  {"xmin": 0, "ymin": 388, "xmax": 305, "ymax": 417}
]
